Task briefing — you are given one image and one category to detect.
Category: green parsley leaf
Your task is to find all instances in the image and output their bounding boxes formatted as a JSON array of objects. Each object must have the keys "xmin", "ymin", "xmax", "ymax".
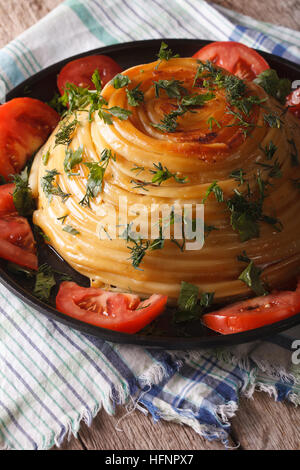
[
  {"xmin": 126, "ymin": 84, "xmax": 144, "ymax": 106},
  {"xmin": 80, "ymin": 148, "xmax": 115, "ymax": 207},
  {"xmin": 63, "ymin": 147, "xmax": 83, "ymax": 176},
  {"xmin": 12, "ymin": 168, "xmax": 35, "ymax": 217},
  {"xmin": 154, "ymin": 79, "xmax": 187, "ymax": 99},
  {"xmin": 238, "ymin": 260, "xmax": 268, "ymax": 296},
  {"xmin": 156, "ymin": 41, "xmax": 179, "ymax": 64},
  {"xmin": 181, "ymin": 92, "xmax": 215, "ymax": 107},
  {"xmin": 111, "ymin": 74, "xmax": 131, "ymax": 89},
  {"xmin": 34, "ymin": 264, "xmax": 56, "ymax": 302},
  {"xmin": 254, "ymin": 69, "xmax": 291, "ymax": 104},
  {"xmin": 174, "ymin": 281, "xmax": 214, "ymax": 323}
]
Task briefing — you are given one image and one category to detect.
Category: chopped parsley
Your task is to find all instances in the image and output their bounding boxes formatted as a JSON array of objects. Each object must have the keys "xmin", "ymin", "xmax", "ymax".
[
  {"xmin": 12, "ymin": 168, "xmax": 35, "ymax": 217},
  {"xmin": 154, "ymin": 79, "xmax": 187, "ymax": 99},
  {"xmin": 126, "ymin": 84, "xmax": 144, "ymax": 106},
  {"xmin": 254, "ymin": 69, "xmax": 291, "ymax": 104},
  {"xmin": 80, "ymin": 148, "xmax": 116, "ymax": 207},
  {"xmin": 111, "ymin": 74, "xmax": 131, "ymax": 89},
  {"xmin": 238, "ymin": 258, "xmax": 268, "ymax": 296},
  {"xmin": 156, "ymin": 41, "xmax": 179, "ymax": 67},
  {"xmin": 34, "ymin": 264, "xmax": 56, "ymax": 302},
  {"xmin": 63, "ymin": 147, "xmax": 83, "ymax": 177},
  {"xmin": 42, "ymin": 149, "xmax": 50, "ymax": 166},
  {"xmin": 174, "ymin": 281, "xmax": 214, "ymax": 323}
]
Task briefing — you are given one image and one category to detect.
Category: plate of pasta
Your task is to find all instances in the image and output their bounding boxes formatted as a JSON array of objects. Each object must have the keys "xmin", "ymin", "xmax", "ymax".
[{"xmin": 1, "ymin": 38, "xmax": 300, "ymax": 348}]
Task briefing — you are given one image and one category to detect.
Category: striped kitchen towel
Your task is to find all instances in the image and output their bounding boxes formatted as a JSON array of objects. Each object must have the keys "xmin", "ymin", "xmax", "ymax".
[{"xmin": 0, "ymin": 0, "xmax": 300, "ymax": 450}]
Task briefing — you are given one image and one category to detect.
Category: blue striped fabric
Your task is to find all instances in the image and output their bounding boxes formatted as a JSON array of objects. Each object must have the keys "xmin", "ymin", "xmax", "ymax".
[{"xmin": 0, "ymin": 0, "xmax": 300, "ymax": 450}]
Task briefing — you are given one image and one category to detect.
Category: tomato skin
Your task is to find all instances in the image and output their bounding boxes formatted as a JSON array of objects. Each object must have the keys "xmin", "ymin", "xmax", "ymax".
[
  {"xmin": 193, "ymin": 41, "xmax": 270, "ymax": 80},
  {"xmin": 0, "ymin": 215, "xmax": 37, "ymax": 270},
  {"xmin": 57, "ymin": 55, "xmax": 122, "ymax": 95},
  {"xmin": 0, "ymin": 98, "xmax": 60, "ymax": 179},
  {"xmin": 203, "ymin": 281, "xmax": 300, "ymax": 335},
  {"xmin": 286, "ymin": 88, "xmax": 300, "ymax": 118},
  {"xmin": 0, "ymin": 183, "xmax": 16, "ymax": 216},
  {"xmin": 56, "ymin": 282, "xmax": 168, "ymax": 334}
]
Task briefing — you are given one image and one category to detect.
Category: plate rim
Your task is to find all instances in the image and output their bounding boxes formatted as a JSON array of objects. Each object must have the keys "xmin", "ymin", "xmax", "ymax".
[{"xmin": 3, "ymin": 38, "xmax": 300, "ymax": 349}]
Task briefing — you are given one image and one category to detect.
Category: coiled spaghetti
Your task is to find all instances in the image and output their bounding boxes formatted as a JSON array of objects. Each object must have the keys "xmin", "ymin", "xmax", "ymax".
[{"xmin": 30, "ymin": 57, "xmax": 300, "ymax": 301}]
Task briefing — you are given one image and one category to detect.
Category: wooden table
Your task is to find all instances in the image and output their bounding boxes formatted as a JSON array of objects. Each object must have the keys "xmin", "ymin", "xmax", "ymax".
[{"xmin": 2, "ymin": 0, "xmax": 300, "ymax": 451}]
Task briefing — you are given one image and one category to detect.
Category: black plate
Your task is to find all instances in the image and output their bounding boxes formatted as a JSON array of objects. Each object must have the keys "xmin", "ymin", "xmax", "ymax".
[{"xmin": 3, "ymin": 38, "xmax": 300, "ymax": 349}]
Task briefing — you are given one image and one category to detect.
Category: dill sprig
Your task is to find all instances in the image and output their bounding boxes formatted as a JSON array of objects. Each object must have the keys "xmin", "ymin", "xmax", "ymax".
[
  {"xmin": 41, "ymin": 169, "xmax": 70, "ymax": 203},
  {"xmin": 55, "ymin": 117, "xmax": 78, "ymax": 147}
]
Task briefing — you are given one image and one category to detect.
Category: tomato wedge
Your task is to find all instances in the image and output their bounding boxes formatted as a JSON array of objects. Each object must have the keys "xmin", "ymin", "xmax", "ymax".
[
  {"xmin": 286, "ymin": 88, "xmax": 300, "ymax": 118},
  {"xmin": 203, "ymin": 280, "xmax": 300, "ymax": 335},
  {"xmin": 0, "ymin": 98, "xmax": 60, "ymax": 179},
  {"xmin": 0, "ymin": 183, "xmax": 16, "ymax": 216},
  {"xmin": 57, "ymin": 55, "xmax": 122, "ymax": 95},
  {"xmin": 193, "ymin": 41, "xmax": 270, "ymax": 80},
  {"xmin": 56, "ymin": 281, "xmax": 168, "ymax": 334},
  {"xmin": 0, "ymin": 215, "xmax": 37, "ymax": 270}
]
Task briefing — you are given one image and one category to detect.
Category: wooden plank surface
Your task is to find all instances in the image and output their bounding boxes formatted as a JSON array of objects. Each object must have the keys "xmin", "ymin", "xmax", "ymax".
[{"xmin": 2, "ymin": 0, "xmax": 300, "ymax": 451}]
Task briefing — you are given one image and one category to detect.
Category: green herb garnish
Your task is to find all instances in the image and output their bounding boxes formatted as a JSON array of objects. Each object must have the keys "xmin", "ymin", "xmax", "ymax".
[
  {"xmin": 254, "ymin": 69, "xmax": 291, "ymax": 104},
  {"xmin": 126, "ymin": 84, "xmax": 144, "ymax": 106},
  {"xmin": 79, "ymin": 148, "xmax": 116, "ymax": 207},
  {"xmin": 63, "ymin": 147, "xmax": 83, "ymax": 177},
  {"xmin": 154, "ymin": 79, "xmax": 187, "ymax": 99},
  {"xmin": 12, "ymin": 168, "xmax": 35, "ymax": 217},
  {"xmin": 111, "ymin": 74, "xmax": 131, "ymax": 89},
  {"xmin": 41, "ymin": 169, "xmax": 70, "ymax": 203},
  {"xmin": 63, "ymin": 225, "xmax": 80, "ymax": 236},
  {"xmin": 156, "ymin": 41, "xmax": 179, "ymax": 67},
  {"xmin": 174, "ymin": 281, "xmax": 214, "ymax": 323},
  {"xmin": 238, "ymin": 259, "xmax": 268, "ymax": 296},
  {"xmin": 34, "ymin": 264, "xmax": 56, "ymax": 302},
  {"xmin": 202, "ymin": 181, "xmax": 224, "ymax": 203}
]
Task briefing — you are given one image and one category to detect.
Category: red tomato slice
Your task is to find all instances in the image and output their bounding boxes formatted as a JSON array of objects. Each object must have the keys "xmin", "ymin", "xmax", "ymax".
[
  {"xmin": 193, "ymin": 41, "xmax": 270, "ymax": 80},
  {"xmin": 0, "ymin": 183, "xmax": 16, "ymax": 216},
  {"xmin": 203, "ymin": 280, "xmax": 300, "ymax": 335},
  {"xmin": 0, "ymin": 98, "xmax": 60, "ymax": 179},
  {"xmin": 0, "ymin": 214, "xmax": 37, "ymax": 270},
  {"xmin": 56, "ymin": 281, "xmax": 168, "ymax": 334},
  {"xmin": 286, "ymin": 88, "xmax": 300, "ymax": 118},
  {"xmin": 57, "ymin": 55, "xmax": 122, "ymax": 94}
]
